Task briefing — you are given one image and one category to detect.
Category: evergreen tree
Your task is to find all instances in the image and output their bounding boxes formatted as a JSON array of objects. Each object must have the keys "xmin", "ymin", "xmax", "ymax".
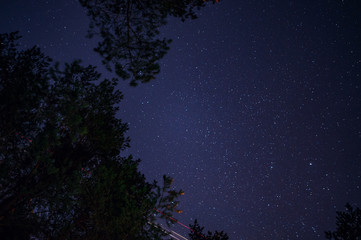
[
  {"xmin": 79, "ymin": 0, "xmax": 221, "ymax": 86},
  {"xmin": 325, "ymin": 203, "xmax": 361, "ymax": 240},
  {"xmin": 0, "ymin": 32, "xmax": 183, "ymax": 239},
  {"xmin": 189, "ymin": 219, "xmax": 229, "ymax": 240},
  {"xmin": 1, "ymin": 1, "xmax": 222, "ymax": 238}
]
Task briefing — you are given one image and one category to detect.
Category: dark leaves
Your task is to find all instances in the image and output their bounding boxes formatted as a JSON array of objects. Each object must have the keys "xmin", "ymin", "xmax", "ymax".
[
  {"xmin": 325, "ymin": 203, "xmax": 361, "ymax": 240},
  {"xmin": 189, "ymin": 219, "xmax": 229, "ymax": 240},
  {"xmin": 0, "ymin": 32, "xmax": 186, "ymax": 239},
  {"xmin": 79, "ymin": 0, "xmax": 220, "ymax": 86}
]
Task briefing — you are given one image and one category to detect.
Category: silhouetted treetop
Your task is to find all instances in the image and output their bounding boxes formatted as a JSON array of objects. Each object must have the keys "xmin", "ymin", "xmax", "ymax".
[
  {"xmin": 79, "ymin": 0, "xmax": 221, "ymax": 86},
  {"xmin": 325, "ymin": 203, "xmax": 361, "ymax": 240},
  {"xmin": 0, "ymin": 32, "xmax": 185, "ymax": 239},
  {"xmin": 189, "ymin": 219, "xmax": 229, "ymax": 240}
]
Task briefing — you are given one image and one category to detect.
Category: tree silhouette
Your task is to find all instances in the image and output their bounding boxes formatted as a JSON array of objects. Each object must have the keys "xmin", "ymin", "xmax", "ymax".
[
  {"xmin": 325, "ymin": 203, "xmax": 361, "ymax": 240},
  {"xmin": 1, "ymin": 0, "xmax": 223, "ymax": 238},
  {"xmin": 189, "ymin": 219, "xmax": 229, "ymax": 240},
  {"xmin": 0, "ymin": 32, "xmax": 183, "ymax": 239},
  {"xmin": 79, "ymin": 0, "xmax": 221, "ymax": 86}
]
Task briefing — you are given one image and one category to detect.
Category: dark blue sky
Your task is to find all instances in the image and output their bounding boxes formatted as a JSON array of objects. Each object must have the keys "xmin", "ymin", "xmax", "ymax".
[{"xmin": 1, "ymin": 1, "xmax": 361, "ymax": 239}]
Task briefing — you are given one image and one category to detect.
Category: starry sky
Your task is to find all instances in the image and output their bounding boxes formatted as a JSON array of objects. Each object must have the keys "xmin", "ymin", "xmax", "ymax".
[{"xmin": 1, "ymin": 0, "xmax": 361, "ymax": 239}]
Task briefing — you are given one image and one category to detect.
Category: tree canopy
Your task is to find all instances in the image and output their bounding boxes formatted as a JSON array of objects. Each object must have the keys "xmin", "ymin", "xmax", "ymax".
[
  {"xmin": 0, "ymin": 0, "xmax": 227, "ymax": 239},
  {"xmin": 0, "ymin": 32, "xmax": 183, "ymax": 239},
  {"xmin": 79, "ymin": 0, "xmax": 220, "ymax": 86},
  {"xmin": 188, "ymin": 219, "xmax": 229, "ymax": 240},
  {"xmin": 325, "ymin": 203, "xmax": 361, "ymax": 240}
]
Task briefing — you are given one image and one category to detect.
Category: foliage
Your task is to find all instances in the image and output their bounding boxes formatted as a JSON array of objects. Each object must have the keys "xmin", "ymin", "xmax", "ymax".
[
  {"xmin": 79, "ymin": 0, "xmax": 221, "ymax": 86},
  {"xmin": 0, "ymin": 1, "xmax": 225, "ymax": 238},
  {"xmin": 325, "ymin": 203, "xmax": 361, "ymax": 240},
  {"xmin": 189, "ymin": 219, "xmax": 229, "ymax": 240},
  {"xmin": 0, "ymin": 32, "xmax": 183, "ymax": 239}
]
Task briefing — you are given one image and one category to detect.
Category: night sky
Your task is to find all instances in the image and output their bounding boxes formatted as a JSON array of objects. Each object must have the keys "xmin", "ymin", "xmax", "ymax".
[{"xmin": 1, "ymin": 1, "xmax": 361, "ymax": 239}]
